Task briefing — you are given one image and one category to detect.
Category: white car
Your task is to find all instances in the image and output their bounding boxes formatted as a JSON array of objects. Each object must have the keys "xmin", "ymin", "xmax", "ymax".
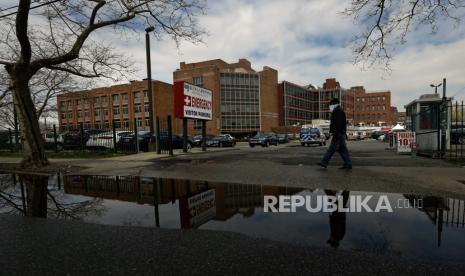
[{"xmin": 86, "ymin": 131, "xmax": 132, "ymax": 149}]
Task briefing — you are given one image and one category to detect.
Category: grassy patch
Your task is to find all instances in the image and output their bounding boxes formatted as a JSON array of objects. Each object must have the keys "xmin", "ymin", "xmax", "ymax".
[{"xmin": 0, "ymin": 150, "xmax": 129, "ymax": 159}]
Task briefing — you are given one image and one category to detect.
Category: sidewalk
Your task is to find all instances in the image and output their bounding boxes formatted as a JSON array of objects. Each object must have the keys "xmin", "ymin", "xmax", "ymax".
[{"xmin": 1, "ymin": 214, "xmax": 464, "ymax": 276}]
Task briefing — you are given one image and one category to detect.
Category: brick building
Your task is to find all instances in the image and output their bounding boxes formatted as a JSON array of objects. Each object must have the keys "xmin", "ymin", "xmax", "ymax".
[
  {"xmin": 277, "ymin": 81, "xmax": 319, "ymax": 126},
  {"xmin": 57, "ymin": 80, "xmax": 182, "ymax": 133},
  {"xmin": 278, "ymin": 78, "xmax": 355, "ymax": 127},
  {"xmin": 349, "ymin": 86, "xmax": 392, "ymax": 126},
  {"xmin": 173, "ymin": 58, "xmax": 279, "ymax": 135}
]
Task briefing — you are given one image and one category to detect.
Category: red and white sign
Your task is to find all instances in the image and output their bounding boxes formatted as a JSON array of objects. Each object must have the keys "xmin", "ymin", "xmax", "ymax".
[
  {"xmin": 174, "ymin": 81, "xmax": 213, "ymax": 120},
  {"xmin": 179, "ymin": 189, "xmax": 216, "ymax": 228},
  {"xmin": 397, "ymin": 132, "xmax": 416, "ymax": 153}
]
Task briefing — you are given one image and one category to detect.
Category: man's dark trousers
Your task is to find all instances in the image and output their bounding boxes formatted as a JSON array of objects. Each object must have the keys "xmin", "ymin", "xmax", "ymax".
[{"xmin": 321, "ymin": 134, "xmax": 352, "ymax": 167}]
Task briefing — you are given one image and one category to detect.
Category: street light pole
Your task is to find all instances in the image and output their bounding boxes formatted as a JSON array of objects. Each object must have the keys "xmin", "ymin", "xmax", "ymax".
[
  {"xmin": 145, "ymin": 26, "xmax": 155, "ymax": 136},
  {"xmin": 430, "ymin": 83, "xmax": 442, "ymax": 95}
]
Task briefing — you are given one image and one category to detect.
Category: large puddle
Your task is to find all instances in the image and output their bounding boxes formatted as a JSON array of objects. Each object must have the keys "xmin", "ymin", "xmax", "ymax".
[{"xmin": 1, "ymin": 173, "xmax": 465, "ymax": 264}]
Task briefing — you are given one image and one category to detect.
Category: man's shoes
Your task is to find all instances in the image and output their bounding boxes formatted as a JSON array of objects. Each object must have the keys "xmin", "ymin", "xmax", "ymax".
[
  {"xmin": 317, "ymin": 162, "xmax": 327, "ymax": 168},
  {"xmin": 339, "ymin": 165, "xmax": 352, "ymax": 170}
]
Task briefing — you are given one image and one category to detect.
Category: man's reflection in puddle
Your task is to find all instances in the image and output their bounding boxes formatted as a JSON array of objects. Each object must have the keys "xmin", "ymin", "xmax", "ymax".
[{"xmin": 324, "ymin": 190, "xmax": 350, "ymax": 248}]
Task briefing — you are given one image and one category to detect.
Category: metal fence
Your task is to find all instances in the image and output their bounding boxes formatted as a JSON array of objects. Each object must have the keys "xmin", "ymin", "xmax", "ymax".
[{"xmin": 0, "ymin": 116, "xmax": 175, "ymax": 155}]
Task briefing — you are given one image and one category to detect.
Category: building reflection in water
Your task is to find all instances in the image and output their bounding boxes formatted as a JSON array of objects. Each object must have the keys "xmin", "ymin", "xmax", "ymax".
[{"xmin": 63, "ymin": 175, "xmax": 304, "ymax": 229}]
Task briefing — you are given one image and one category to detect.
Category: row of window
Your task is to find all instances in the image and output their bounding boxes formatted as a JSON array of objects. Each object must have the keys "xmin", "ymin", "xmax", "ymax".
[
  {"xmin": 220, "ymin": 73, "xmax": 260, "ymax": 86},
  {"xmin": 61, "ymin": 118, "xmax": 151, "ymax": 129},
  {"xmin": 355, "ymin": 113, "xmax": 387, "ymax": 119},
  {"xmin": 221, "ymin": 116, "xmax": 260, "ymax": 130},
  {"xmin": 355, "ymin": 105, "xmax": 387, "ymax": 111},
  {"xmin": 356, "ymin": 96, "xmax": 386, "ymax": 103},
  {"xmin": 60, "ymin": 91, "xmax": 150, "ymax": 109},
  {"xmin": 61, "ymin": 103, "xmax": 150, "ymax": 119}
]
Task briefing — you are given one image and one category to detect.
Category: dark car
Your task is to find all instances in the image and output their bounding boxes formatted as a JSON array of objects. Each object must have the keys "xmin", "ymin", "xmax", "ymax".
[
  {"xmin": 277, "ymin": 134, "xmax": 289, "ymax": 143},
  {"xmin": 192, "ymin": 135, "xmax": 216, "ymax": 147},
  {"xmin": 62, "ymin": 129, "xmax": 88, "ymax": 149},
  {"xmin": 117, "ymin": 131, "xmax": 151, "ymax": 152},
  {"xmin": 371, "ymin": 131, "xmax": 385, "ymax": 140},
  {"xmin": 451, "ymin": 128, "xmax": 465, "ymax": 145},
  {"xmin": 249, "ymin": 133, "xmax": 279, "ymax": 147},
  {"xmin": 119, "ymin": 132, "xmax": 194, "ymax": 152},
  {"xmin": 211, "ymin": 135, "xmax": 236, "ymax": 147}
]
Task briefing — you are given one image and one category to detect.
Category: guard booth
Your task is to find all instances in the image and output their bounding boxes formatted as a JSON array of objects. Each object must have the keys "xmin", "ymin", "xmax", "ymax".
[
  {"xmin": 405, "ymin": 94, "xmax": 452, "ymax": 157},
  {"xmin": 174, "ymin": 81, "xmax": 213, "ymax": 152}
]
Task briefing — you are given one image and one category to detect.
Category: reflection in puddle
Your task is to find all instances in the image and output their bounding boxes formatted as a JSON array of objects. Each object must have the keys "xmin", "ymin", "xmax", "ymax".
[{"xmin": 1, "ymin": 173, "xmax": 465, "ymax": 264}]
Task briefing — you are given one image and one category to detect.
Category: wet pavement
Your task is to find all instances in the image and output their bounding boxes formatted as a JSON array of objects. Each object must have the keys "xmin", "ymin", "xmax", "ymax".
[
  {"xmin": 1, "ymin": 174, "xmax": 465, "ymax": 266},
  {"xmin": 1, "ymin": 140, "xmax": 465, "ymax": 274}
]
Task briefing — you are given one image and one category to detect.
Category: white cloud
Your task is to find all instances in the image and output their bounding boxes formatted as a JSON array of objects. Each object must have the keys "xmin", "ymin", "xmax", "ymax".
[{"xmin": 74, "ymin": 0, "xmax": 465, "ymax": 110}]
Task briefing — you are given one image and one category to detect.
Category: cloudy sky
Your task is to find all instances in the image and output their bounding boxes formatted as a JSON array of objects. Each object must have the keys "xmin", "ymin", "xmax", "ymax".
[{"xmin": 3, "ymin": 0, "xmax": 465, "ymax": 111}]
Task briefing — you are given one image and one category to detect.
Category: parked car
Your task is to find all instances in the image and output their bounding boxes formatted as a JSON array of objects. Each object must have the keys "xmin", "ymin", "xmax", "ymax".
[
  {"xmin": 192, "ymin": 135, "xmax": 216, "ymax": 147},
  {"xmin": 42, "ymin": 132, "xmax": 64, "ymax": 151},
  {"xmin": 371, "ymin": 131, "xmax": 384, "ymax": 140},
  {"xmin": 300, "ymin": 126, "xmax": 326, "ymax": 146},
  {"xmin": 86, "ymin": 131, "xmax": 133, "ymax": 150},
  {"xmin": 249, "ymin": 133, "xmax": 279, "ymax": 147},
  {"xmin": 62, "ymin": 129, "xmax": 89, "ymax": 148},
  {"xmin": 211, "ymin": 135, "xmax": 236, "ymax": 147},
  {"xmin": 116, "ymin": 131, "xmax": 151, "ymax": 152},
  {"xmin": 277, "ymin": 134, "xmax": 290, "ymax": 143},
  {"xmin": 451, "ymin": 128, "xmax": 465, "ymax": 145}
]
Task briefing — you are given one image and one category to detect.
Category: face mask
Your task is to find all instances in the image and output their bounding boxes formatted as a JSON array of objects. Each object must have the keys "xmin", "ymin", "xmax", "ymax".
[{"xmin": 329, "ymin": 104, "xmax": 338, "ymax": 112}]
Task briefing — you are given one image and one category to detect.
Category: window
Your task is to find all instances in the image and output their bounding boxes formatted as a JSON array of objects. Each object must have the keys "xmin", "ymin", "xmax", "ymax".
[
  {"xmin": 121, "ymin": 93, "xmax": 128, "ymax": 101},
  {"xmin": 114, "ymin": 120, "xmax": 121, "ymax": 129},
  {"xmin": 144, "ymin": 103, "xmax": 150, "ymax": 112},
  {"xmin": 361, "ymin": 98, "xmax": 365, "ymax": 102},
  {"xmin": 136, "ymin": 118, "xmax": 143, "ymax": 127},
  {"xmin": 134, "ymin": 104, "xmax": 142, "ymax": 113},
  {"xmin": 123, "ymin": 120, "xmax": 130, "ymax": 128},
  {"xmin": 382, "ymin": 106, "xmax": 386, "ymax": 110},
  {"xmin": 102, "ymin": 108, "xmax": 108, "ymax": 116},
  {"xmin": 61, "ymin": 113, "xmax": 66, "ymax": 119},
  {"xmin": 193, "ymin": 76, "xmax": 203, "ymax": 87},
  {"xmin": 83, "ymin": 98, "xmax": 89, "ymax": 105},
  {"xmin": 93, "ymin": 97, "xmax": 99, "ymax": 104},
  {"xmin": 145, "ymin": 118, "xmax": 150, "ymax": 127},
  {"xmin": 122, "ymin": 105, "xmax": 129, "ymax": 114},
  {"xmin": 113, "ymin": 106, "xmax": 120, "ymax": 115},
  {"xmin": 382, "ymin": 96, "xmax": 386, "ymax": 101},
  {"xmin": 76, "ymin": 99, "xmax": 81, "ymax": 106},
  {"xmin": 377, "ymin": 97, "xmax": 380, "ymax": 102},
  {"xmin": 372, "ymin": 97, "xmax": 375, "ymax": 102},
  {"xmin": 112, "ymin": 94, "xmax": 119, "ymax": 103},
  {"xmin": 95, "ymin": 109, "xmax": 100, "ymax": 117},
  {"xmin": 77, "ymin": 111, "xmax": 82, "ymax": 118},
  {"xmin": 193, "ymin": 119, "xmax": 202, "ymax": 130},
  {"xmin": 68, "ymin": 112, "xmax": 73, "ymax": 119},
  {"xmin": 133, "ymin": 91, "xmax": 141, "ymax": 101},
  {"xmin": 101, "ymin": 96, "xmax": 108, "ymax": 103},
  {"xmin": 84, "ymin": 110, "xmax": 90, "ymax": 118},
  {"xmin": 144, "ymin": 90, "xmax": 149, "ymax": 98}
]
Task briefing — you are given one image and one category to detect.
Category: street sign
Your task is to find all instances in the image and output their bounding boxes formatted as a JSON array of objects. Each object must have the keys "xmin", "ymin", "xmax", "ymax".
[
  {"xmin": 174, "ymin": 81, "xmax": 213, "ymax": 120},
  {"xmin": 179, "ymin": 189, "xmax": 216, "ymax": 228},
  {"xmin": 397, "ymin": 132, "xmax": 416, "ymax": 153}
]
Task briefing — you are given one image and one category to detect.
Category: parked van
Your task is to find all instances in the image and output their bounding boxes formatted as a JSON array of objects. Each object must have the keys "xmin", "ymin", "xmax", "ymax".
[{"xmin": 300, "ymin": 125, "xmax": 326, "ymax": 146}]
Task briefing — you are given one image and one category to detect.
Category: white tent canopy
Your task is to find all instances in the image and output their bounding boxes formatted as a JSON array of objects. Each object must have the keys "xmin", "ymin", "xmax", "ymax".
[{"xmin": 392, "ymin": 124, "xmax": 405, "ymax": 131}]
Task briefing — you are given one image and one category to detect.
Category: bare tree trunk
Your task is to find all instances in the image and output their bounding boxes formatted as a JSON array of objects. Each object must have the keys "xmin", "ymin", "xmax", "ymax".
[
  {"xmin": 10, "ymin": 68, "xmax": 48, "ymax": 168},
  {"xmin": 23, "ymin": 174, "xmax": 48, "ymax": 217}
]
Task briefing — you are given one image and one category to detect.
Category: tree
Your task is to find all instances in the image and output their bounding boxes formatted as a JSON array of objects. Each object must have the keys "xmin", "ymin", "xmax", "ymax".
[
  {"xmin": 0, "ymin": 68, "xmax": 80, "ymax": 130},
  {"xmin": 344, "ymin": 0, "xmax": 465, "ymax": 69},
  {"xmin": 0, "ymin": 0, "xmax": 206, "ymax": 168}
]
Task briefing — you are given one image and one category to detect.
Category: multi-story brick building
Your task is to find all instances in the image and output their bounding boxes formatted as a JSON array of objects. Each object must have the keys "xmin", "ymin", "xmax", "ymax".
[
  {"xmin": 173, "ymin": 58, "xmax": 279, "ymax": 135},
  {"xmin": 350, "ymin": 86, "xmax": 392, "ymax": 126},
  {"xmin": 57, "ymin": 80, "xmax": 182, "ymax": 132},
  {"xmin": 277, "ymin": 81, "xmax": 319, "ymax": 127},
  {"xmin": 278, "ymin": 78, "xmax": 354, "ymax": 127}
]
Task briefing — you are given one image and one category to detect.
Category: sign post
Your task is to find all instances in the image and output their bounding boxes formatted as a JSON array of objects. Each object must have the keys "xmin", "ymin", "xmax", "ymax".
[
  {"xmin": 397, "ymin": 132, "xmax": 416, "ymax": 154},
  {"xmin": 174, "ymin": 81, "xmax": 213, "ymax": 153}
]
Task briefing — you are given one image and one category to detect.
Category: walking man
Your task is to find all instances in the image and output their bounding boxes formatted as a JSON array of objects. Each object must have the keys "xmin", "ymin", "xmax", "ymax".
[{"xmin": 317, "ymin": 98, "xmax": 352, "ymax": 170}]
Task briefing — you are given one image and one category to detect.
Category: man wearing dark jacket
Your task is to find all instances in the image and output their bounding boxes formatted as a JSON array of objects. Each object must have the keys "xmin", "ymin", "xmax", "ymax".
[{"xmin": 317, "ymin": 98, "xmax": 352, "ymax": 169}]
